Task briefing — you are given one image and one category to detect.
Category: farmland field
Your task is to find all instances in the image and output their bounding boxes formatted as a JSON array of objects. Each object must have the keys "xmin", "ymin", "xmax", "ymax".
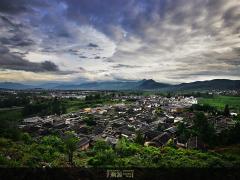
[{"xmin": 198, "ymin": 95, "xmax": 240, "ymax": 112}]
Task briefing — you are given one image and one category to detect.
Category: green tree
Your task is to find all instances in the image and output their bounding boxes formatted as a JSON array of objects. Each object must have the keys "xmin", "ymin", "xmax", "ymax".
[
  {"xmin": 134, "ymin": 131, "xmax": 145, "ymax": 145},
  {"xmin": 84, "ymin": 115, "xmax": 96, "ymax": 126},
  {"xmin": 41, "ymin": 135, "xmax": 64, "ymax": 152},
  {"xmin": 52, "ymin": 98, "xmax": 61, "ymax": 115},
  {"xmin": 21, "ymin": 133, "xmax": 32, "ymax": 144},
  {"xmin": 60, "ymin": 104, "xmax": 67, "ymax": 114},
  {"xmin": 193, "ymin": 112, "xmax": 216, "ymax": 146},
  {"xmin": 166, "ymin": 92, "xmax": 171, "ymax": 98},
  {"xmin": 177, "ymin": 123, "xmax": 192, "ymax": 143},
  {"xmin": 88, "ymin": 148, "xmax": 116, "ymax": 166},
  {"xmin": 94, "ymin": 94, "xmax": 101, "ymax": 99},
  {"xmin": 155, "ymin": 107, "xmax": 164, "ymax": 116},
  {"xmin": 93, "ymin": 140, "xmax": 110, "ymax": 152},
  {"xmin": 63, "ymin": 131, "xmax": 79, "ymax": 165},
  {"xmin": 224, "ymin": 104, "xmax": 230, "ymax": 117},
  {"xmin": 115, "ymin": 138, "xmax": 139, "ymax": 156},
  {"xmin": 166, "ymin": 138, "xmax": 175, "ymax": 148},
  {"xmin": 0, "ymin": 116, "xmax": 21, "ymax": 141}
]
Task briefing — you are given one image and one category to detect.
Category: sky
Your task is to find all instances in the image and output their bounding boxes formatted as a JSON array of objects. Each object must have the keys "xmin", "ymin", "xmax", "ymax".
[{"xmin": 0, "ymin": 0, "xmax": 239, "ymax": 84}]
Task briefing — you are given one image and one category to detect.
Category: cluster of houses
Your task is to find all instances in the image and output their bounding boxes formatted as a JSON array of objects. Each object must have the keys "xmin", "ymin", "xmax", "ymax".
[
  {"xmin": 19, "ymin": 95, "xmax": 237, "ymax": 150},
  {"xmin": 209, "ymin": 90, "xmax": 240, "ymax": 96},
  {"xmin": 49, "ymin": 91, "xmax": 89, "ymax": 99}
]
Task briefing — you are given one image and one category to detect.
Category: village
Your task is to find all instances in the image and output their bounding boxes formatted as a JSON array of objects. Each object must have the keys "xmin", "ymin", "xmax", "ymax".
[{"xmin": 19, "ymin": 94, "xmax": 237, "ymax": 151}]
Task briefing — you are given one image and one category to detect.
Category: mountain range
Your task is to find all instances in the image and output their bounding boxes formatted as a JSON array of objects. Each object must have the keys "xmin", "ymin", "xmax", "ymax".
[{"xmin": 0, "ymin": 79, "xmax": 240, "ymax": 91}]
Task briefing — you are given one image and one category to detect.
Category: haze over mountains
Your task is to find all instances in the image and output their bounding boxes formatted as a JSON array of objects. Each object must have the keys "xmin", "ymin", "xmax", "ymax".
[{"xmin": 0, "ymin": 79, "xmax": 240, "ymax": 91}]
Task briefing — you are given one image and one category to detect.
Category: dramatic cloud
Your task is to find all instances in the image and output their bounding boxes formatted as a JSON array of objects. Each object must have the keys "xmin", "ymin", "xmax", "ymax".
[
  {"xmin": 0, "ymin": 0, "xmax": 239, "ymax": 83},
  {"xmin": 0, "ymin": 46, "xmax": 59, "ymax": 72}
]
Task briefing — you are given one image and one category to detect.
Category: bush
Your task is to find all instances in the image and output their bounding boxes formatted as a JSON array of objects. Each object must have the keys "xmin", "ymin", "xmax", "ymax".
[
  {"xmin": 115, "ymin": 139, "xmax": 140, "ymax": 157},
  {"xmin": 93, "ymin": 140, "xmax": 110, "ymax": 152},
  {"xmin": 41, "ymin": 135, "xmax": 64, "ymax": 152},
  {"xmin": 88, "ymin": 149, "xmax": 116, "ymax": 167},
  {"xmin": 21, "ymin": 133, "xmax": 32, "ymax": 144}
]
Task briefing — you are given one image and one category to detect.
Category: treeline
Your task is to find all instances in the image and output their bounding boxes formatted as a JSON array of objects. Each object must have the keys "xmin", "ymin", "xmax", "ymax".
[
  {"xmin": 190, "ymin": 103, "xmax": 231, "ymax": 116},
  {"xmin": 0, "ymin": 95, "xmax": 30, "ymax": 108},
  {"xmin": 85, "ymin": 94, "xmax": 101, "ymax": 101},
  {"xmin": 0, "ymin": 110, "xmax": 22, "ymax": 141},
  {"xmin": 23, "ymin": 98, "xmax": 66, "ymax": 116},
  {"xmin": 190, "ymin": 104, "xmax": 218, "ymax": 114}
]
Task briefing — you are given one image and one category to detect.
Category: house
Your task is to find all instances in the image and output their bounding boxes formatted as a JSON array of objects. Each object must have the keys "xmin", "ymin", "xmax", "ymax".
[
  {"xmin": 164, "ymin": 126, "xmax": 177, "ymax": 135},
  {"xmin": 89, "ymin": 135, "xmax": 104, "ymax": 147},
  {"xmin": 176, "ymin": 142, "xmax": 187, "ymax": 149},
  {"xmin": 52, "ymin": 122, "xmax": 67, "ymax": 129},
  {"xmin": 92, "ymin": 125, "xmax": 105, "ymax": 135},
  {"xmin": 84, "ymin": 108, "xmax": 92, "ymax": 113},
  {"xmin": 105, "ymin": 137, "xmax": 118, "ymax": 147},
  {"xmin": 171, "ymin": 107, "xmax": 184, "ymax": 113},
  {"xmin": 23, "ymin": 116, "xmax": 43, "ymax": 124},
  {"xmin": 186, "ymin": 136, "xmax": 206, "ymax": 150},
  {"xmin": 76, "ymin": 126, "xmax": 92, "ymax": 135},
  {"xmin": 144, "ymin": 141, "xmax": 158, "ymax": 147},
  {"xmin": 38, "ymin": 128, "xmax": 50, "ymax": 136},
  {"xmin": 144, "ymin": 130, "xmax": 160, "ymax": 141},
  {"xmin": 22, "ymin": 125, "xmax": 41, "ymax": 133},
  {"xmin": 174, "ymin": 117, "xmax": 183, "ymax": 124},
  {"xmin": 77, "ymin": 137, "xmax": 90, "ymax": 150},
  {"xmin": 212, "ymin": 116, "xmax": 236, "ymax": 133},
  {"xmin": 230, "ymin": 112, "xmax": 238, "ymax": 116},
  {"xmin": 120, "ymin": 128, "xmax": 134, "ymax": 138},
  {"xmin": 151, "ymin": 132, "xmax": 171, "ymax": 147},
  {"xmin": 165, "ymin": 114, "xmax": 175, "ymax": 123}
]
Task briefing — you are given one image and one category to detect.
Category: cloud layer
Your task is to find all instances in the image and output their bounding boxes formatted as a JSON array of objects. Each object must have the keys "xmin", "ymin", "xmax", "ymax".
[{"xmin": 0, "ymin": 0, "xmax": 239, "ymax": 83}]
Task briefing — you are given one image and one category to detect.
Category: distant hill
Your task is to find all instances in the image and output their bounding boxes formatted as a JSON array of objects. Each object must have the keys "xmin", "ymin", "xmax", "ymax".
[
  {"xmin": 54, "ymin": 79, "xmax": 171, "ymax": 90},
  {"xmin": 55, "ymin": 81, "xmax": 140, "ymax": 90},
  {"xmin": 38, "ymin": 83, "xmax": 64, "ymax": 89},
  {"xmin": 0, "ymin": 79, "xmax": 240, "ymax": 91},
  {"xmin": 172, "ymin": 79, "xmax": 240, "ymax": 91},
  {"xmin": 137, "ymin": 79, "xmax": 171, "ymax": 90},
  {"xmin": 0, "ymin": 82, "xmax": 35, "ymax": 90}
]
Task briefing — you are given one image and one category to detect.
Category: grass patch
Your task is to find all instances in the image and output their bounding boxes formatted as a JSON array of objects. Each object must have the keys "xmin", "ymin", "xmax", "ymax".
[{"xmin": 198, "ymin": 95, "xmax": 240, "ymax": 112}]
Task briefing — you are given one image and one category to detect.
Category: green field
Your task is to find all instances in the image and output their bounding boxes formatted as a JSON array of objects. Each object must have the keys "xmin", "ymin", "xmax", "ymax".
[{"xmin": 198, "ymin": 95, "xmax": 240, "ymax": 112}]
